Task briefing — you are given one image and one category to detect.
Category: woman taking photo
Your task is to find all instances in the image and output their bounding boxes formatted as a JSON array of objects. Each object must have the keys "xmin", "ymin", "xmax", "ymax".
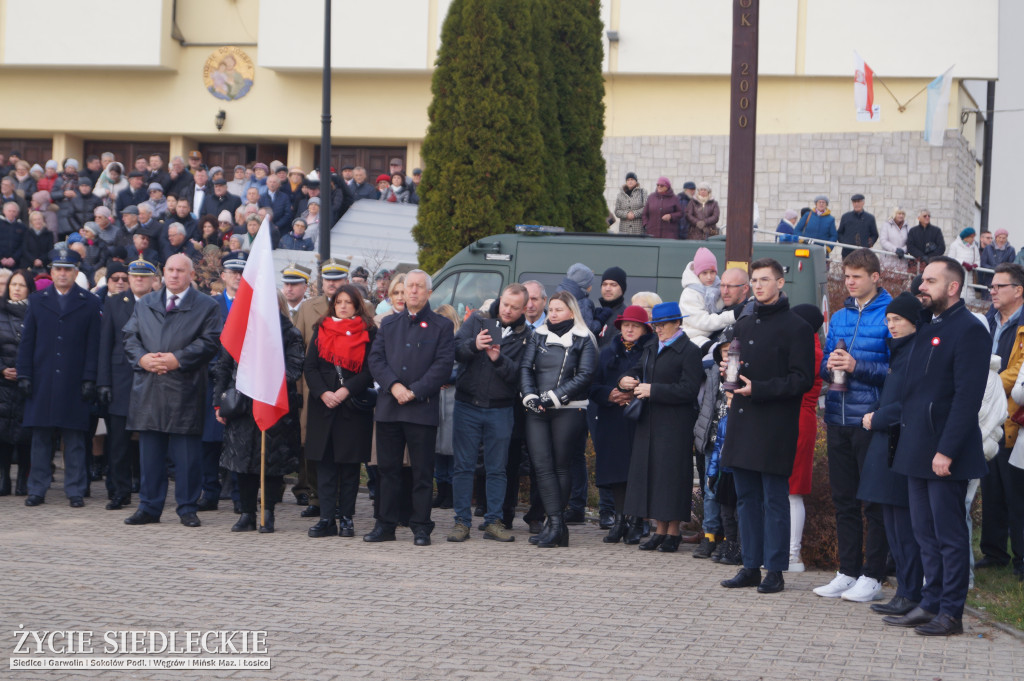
[
  {"xmin": 214, "ymin": 295, "xmax": 305, "ymax": 533},
  {"xmin": 520, "ymin": 291, "xmax": 597, "ymax": 548},
  {"xmin": 590, "ymin": 305, "xmax": 653, "ymax": 543},
  {"xmin": 618, "ymin": 301, "xmax": 704, "ymax": 553},
  {"xmin": 0, "ymin": 270, "xmax": 35, "ymax": 495},
  {"xmin": 304, "ymin": 284, "xmax": 377, "ymax": 538}
]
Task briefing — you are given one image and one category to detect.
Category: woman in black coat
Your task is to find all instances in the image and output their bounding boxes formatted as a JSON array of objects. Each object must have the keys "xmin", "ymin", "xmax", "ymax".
[
  {"xmin": 304, "ymin": 284, "xmax": 377, "ymax": 539},
  {"xmin": 213, "ymin": 307, "xmax": 304, "ymax": 533},
  {"xmin": 520, "ymin": 291, "xmax": 597, "ymax": 548},
  {"xmin": 618, "ymin": 301, "xmax": 704, "ymax": 553},
  {"xmin": 589, "ymin": 305, "xmax": 652, "ymax": 544},
  {"xmin": 857, "ymin": 292, "xmax": 924, "ymax": 616},
  {"xmin": 0, "ymin": 270, "xmax": 34, "ymax": 495}
]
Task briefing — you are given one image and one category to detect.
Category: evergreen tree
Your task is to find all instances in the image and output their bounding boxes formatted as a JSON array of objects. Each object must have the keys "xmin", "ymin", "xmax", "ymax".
[{"xmin": 550, "ymin": 0, "xmax": 608, "ymax": 233}]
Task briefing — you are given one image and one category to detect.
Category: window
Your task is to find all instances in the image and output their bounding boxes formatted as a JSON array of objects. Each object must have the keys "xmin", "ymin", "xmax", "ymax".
[{"xmin": 431, "ymin": 271, "xmax": 503, "ymax": 321}]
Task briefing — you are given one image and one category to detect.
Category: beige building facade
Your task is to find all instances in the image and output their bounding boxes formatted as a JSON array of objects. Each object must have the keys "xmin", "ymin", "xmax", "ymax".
[{"xmin": 0, "ymin": 0, "xmax": 1000, "ymax": 239}]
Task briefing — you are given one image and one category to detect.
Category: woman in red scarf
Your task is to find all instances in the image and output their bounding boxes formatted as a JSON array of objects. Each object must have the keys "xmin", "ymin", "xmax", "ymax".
[{"xmin": 303, "ymin": 284, "xmax": 377, "ymax": 538}]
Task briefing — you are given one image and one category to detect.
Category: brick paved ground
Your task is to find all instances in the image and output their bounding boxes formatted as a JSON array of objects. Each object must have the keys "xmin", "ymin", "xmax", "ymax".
[{"xmin": 3, "ymin": 473, "xmax": 1023, "ymax": 681}]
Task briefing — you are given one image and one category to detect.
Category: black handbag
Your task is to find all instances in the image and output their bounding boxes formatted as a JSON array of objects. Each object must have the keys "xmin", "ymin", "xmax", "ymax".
[
  {"xmin": 622, "ymin": 357, "xmax": 645, "ymax": 422},
  {"xmin": 335, "ymin": 366, "xmax": 377, "ymax": 412},
  {"xmin": 218, "ymin": 387, "xmax": 251, "ymax": 420}
]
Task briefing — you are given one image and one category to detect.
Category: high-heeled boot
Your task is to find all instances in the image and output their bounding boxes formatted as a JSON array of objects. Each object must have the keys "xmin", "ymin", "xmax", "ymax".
[
  {"xmin": 639, "ymin": 533, "xmax": 666, "ymax": 551},
  {"xmin": 623, "ymin": 516, "xmax": 645, "ymax": 545},
  {"xmin": 603, "ymin": 513, "xmax": 627, "ymax": 544},
  {"xmin": 538, "ymin": 513, "xmax": 568, "ymax": 548},
  {"xmin": 529, "ymin": 517, "xmax": 554, "ymax": 545}
]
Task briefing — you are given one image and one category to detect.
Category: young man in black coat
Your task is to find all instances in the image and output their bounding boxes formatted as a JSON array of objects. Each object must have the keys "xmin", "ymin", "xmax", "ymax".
[
  {"xmin": 718, "ymin": 258, "xmax": 815, "ymax": 594},
  {"xmin": 366, "ymin": 269, "xmax": 455, "ymax": 546},
  {"xmin": 884, "ymin": 257, "xmax": 990, "ymax": 636}
]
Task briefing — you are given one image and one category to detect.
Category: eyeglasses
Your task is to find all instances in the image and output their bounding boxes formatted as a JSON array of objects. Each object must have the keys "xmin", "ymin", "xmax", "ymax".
[
  {"xmin": 719, "ymin": 283, "xmax": 746, "ymax": 289},
  {"xmin": 109, "ymin": 276, "xmax": 128, "ymax": 283},
  {"xmin": 656, "ymin": 184, "xmax": 666, "ymax": 188},
  {"xmin": 989, "ymin": 283, "xmax": 1021, "ymax": 291}
]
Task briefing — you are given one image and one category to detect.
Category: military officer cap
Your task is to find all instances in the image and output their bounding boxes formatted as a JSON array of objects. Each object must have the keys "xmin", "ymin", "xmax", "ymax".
[
  {"xmin": 48, "ymin": 249, "xmax": 82, "ymax": 268},
  {"xmin": 320, "ymin": 259, "xmax": 349, "ymax": 281},
  {"xmin": 221, "ymin": 251, "xmax": 248, "ymax": 272},
  {"xmin": 128, "ymin": 257, "xmax": 159, "ymax": 276},
  {"xmin": 282, "ymin": 263, "xmax": 312, "ymax": 284}
]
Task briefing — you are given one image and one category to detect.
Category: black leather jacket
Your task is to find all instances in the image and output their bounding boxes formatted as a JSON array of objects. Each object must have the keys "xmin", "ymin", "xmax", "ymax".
[{"xmin": 520, "ymin": 325, "xmax": 597, "ymax": 407}]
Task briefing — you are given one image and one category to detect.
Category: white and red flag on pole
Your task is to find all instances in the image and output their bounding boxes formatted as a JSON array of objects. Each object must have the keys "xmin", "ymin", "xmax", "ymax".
[
  {"xmin": 220, "ymin": 216, "xmax": 288, "ymax": 431},
  {"xmin": 854, "ymin": 51, "xmax": 879, "ymax": 121}
]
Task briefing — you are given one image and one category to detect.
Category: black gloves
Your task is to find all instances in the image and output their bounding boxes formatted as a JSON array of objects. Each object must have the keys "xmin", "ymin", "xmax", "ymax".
[
  {"xmin": 81, "ymin": 380, "xmax": 96, "ymax": 403},
  {"xmin": 895, "ymin": 248, "xmax": 905, "ymax": 259},
  {"xmin": 593, "ymin": 307, "xmax": 614, "ymax": 325},
  {"xmin": 18, "ymin": 377, "xmax": 31, "ymax": 398},
  {"xmin": 540, "ymin": 394, "xmax": 556, "ymax": 409},
  {"xmin": 97, "ymin": 386, "xmax": 113, "ymax": 407},
  {"xmin": 524, "ymin": 397, "xmax": 543, "ymax": 414}
]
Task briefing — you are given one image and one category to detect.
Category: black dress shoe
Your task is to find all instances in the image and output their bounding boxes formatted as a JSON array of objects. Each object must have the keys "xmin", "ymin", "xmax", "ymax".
[
  {"xmin": 721, "ymin": 567, "xmax": 762, "ymax": 588},
  {"xmin": 180, "ymin": 512, "xmax": 201, "ymax": 527},
  {"xmin": 295, "ymin": 492, "xmax": 310, "ymax": 506},
  {"xmin": 232, "ymin": 513, "xmax": 257, "ymax": 532},
  {"xmin": 69, "ymin": 496, "xmax": 84, "ymax": 508},
  {"xmin": 338, "ymin": 516, "xmax": 354, "ymax": 538},
  {"xmin": 658, "ymin": 534, "xmax": 682, "ymax": 553},
  {"xmin": 258, "ymin": 510, "xmax": 275, "ymax": 533},
  {"xmin": 300, "ymin": 504, "xmax": 321, "ymax": 518},
  {"xmin": 598, "ymin": 509, "xmax": 615, "ymax": 529},
  {"xmin": 196, "ymin": 497, "xmax": 219, "ymax": 512},
  {"xmin": 914, "ymin": 613, "xmax": 963, "ymax": 636},
  {"xmin": 124, "ymin": 510, "xmax": 160, "ymax": 525},
  {"xmin": 871, "ymin": 596, "xmax": 919, "ymax": 616},
  {"xmin": 883, "ymin": 606, "xmax": 936, "ymax": 627},
  {"xmin": 363, "ymin": 524, "xmax": 396, "ymax": 542},
  {"xmin": 757, "ymin": 571, "xmax": 785, "ymax": 593},
  {"xmin": 564, "ymin": 508, "xmax": 586, "ymax": 525},
  {"xmin": 308, "ymin": 519, "xmax": 338, "ymax": 537},
  {"xmin": 24, "ymin": 495, "xmax": 44, "ymax": 506},
  {"xmin": 639, "ymin": 534, "xmax": 666, "ymax": 551},
  {"xmin": 105, "ymin": 498, "xmax": 126, "ymax": 510},
  {"xmin": 624, "ymin": 517, "xmax": 645, "ymax": 545},
  {"xmin": 974, "ymin": 556, "xmax": 1009, "ymax": 569},
  {"xmin": 413, "ymin": 531, "xmax": 431, "ymax": 546}
]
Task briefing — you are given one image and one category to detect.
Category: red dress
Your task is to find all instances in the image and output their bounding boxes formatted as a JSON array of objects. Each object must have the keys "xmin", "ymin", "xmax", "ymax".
[{"xmin": 789, "ymin": 335, "xmax": 823, "ymax": 495}]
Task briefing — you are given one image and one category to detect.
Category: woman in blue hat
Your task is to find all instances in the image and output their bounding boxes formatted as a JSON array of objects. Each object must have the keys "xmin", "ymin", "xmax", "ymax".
[{"xmin": 618, "ymin": 301, "xmax": 705, "ymax": 553}]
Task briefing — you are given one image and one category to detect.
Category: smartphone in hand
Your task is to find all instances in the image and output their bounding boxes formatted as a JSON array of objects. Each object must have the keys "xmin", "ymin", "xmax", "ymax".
[{"xmin": 482, "ymin": 318, "xmax": 502, "ymax": 345}]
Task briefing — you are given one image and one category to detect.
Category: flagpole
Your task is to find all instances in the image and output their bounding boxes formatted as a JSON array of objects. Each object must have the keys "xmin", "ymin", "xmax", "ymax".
[{"xmin": 260, "ymin": 431, "xmax": 266, "ymax": 530}]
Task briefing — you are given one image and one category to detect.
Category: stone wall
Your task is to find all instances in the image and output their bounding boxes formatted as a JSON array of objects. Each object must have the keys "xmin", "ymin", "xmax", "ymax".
[{"xmin": 602, "ymin": 130, "xmax": 976, "ymax": 245}]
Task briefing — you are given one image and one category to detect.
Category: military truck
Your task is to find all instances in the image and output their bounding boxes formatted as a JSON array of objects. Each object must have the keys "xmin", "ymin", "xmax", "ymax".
[{"xmin": 429, "ymin": 227, "xmax": 828, "ymax": 320}]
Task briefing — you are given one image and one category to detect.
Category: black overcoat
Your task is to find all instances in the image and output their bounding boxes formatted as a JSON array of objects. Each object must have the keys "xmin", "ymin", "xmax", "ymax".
[
  {"xmin": 621, "ymin": 332, "xmax": 704, "ymax": 520},
  {"xmin": 720, "ymin": 295, "xmax": 815, "ymax": 477},
  {"xmin": 0, "ymin": 300, "xmax": 28, "ymax": 443},
  {"xmin": 97, "ymin": 292, "xmax": 137, "ymax": 417},
  {"xmin": 303, "ymin": 324, "xmax": 376, "ymax": 464}
]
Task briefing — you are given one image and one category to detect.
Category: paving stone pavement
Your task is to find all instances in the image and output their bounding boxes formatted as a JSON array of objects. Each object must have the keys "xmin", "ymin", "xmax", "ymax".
[{"xmin": 3, "ymin": 476, "xmax": 1023, "ymax": 681}]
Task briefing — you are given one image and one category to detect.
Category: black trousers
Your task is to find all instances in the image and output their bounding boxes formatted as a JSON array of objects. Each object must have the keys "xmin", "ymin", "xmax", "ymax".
[
  {"xmin": 317, "ymin": 457, "xmax": 361, "ymax": 521},
  {"xmin": 375, "ymin": 421, "xmax": 436, "ymax": 534},
  {"xmin": 883, "ymin": 503, "xmax": 923, "ymax": 602},
  {"xmin": 104, "ymin": 415, "xmax": 134, "ymax": 501},
  {"xmin": 237, "ymin": 472, "xmax": 283, "ymax": 514},
  {"xmin": 827, "ymin": 424, "xmax": 888, "ymax": 580},
  {"xmin": 909, "ymin": 476, "xmax": 970, "ymax": 618},
  {"xmin": 980, "ymin": 445, "xmax": 1024, "ymax": 568},
  {"xmin": 503, "ymin": 436, "xmax": 524, "ymax": 523},
  {"xmin": 525, "ymin": 409, "xmax": 587, "ymax": 517}
]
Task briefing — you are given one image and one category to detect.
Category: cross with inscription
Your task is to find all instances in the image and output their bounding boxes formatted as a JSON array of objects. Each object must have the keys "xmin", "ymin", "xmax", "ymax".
[{"xmin": 725, "ymin": 0, "xmax": 758, "ymax": 270}]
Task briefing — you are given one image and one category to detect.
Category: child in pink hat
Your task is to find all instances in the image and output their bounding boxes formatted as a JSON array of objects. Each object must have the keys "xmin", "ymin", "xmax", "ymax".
[{"xmin": 679, "ymin": 247, "xmax": 735, "ymax": 349}]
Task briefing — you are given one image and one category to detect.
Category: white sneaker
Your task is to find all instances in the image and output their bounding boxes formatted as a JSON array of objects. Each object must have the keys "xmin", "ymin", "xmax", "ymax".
[
  {"xmin": 786, "ymin": 559, "xmax": 805, "ymax": 573},
  {"xmin": 840, "ymin": 575, "xmax": 883, "ymax": 602},
  {"xmin": 813, "ymin": 572, "xmax": 857, "ymax": 598}
]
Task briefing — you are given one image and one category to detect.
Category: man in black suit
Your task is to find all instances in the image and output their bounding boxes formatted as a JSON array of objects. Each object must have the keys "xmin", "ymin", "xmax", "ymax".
[
  {"xmin": 116, "ymin": 171, "xmax": 149, "ymax": 217},
  {"xmin": 259, "ymin": 175, "xmax": 294, "ymax": 234},
  {"xmin": 884, "ymin": 257, "xmax": 990, "ymax": 635},
  {"xmin": 205, "ymin": 178, "xmax": 241, "ymax": 219},
  {"xmin": 185, "ymin": 166, "xmax": 213, "ymax": 220},
  {"xmin": 98, "ymin": 258, "xmax": 159, "ymax": 509}
]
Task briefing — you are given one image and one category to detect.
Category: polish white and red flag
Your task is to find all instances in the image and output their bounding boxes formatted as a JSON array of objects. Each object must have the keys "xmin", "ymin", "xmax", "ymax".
[
  {"xmin": 854, "ymin": 51, "xmax": 879, "ymax": 121},
  {"xmin": 220, "ymin": 215, "xmax": 288, "ymax": 431}
]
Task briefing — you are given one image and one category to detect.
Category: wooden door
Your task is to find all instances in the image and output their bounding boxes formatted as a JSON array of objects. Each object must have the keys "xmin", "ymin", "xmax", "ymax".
[
  {"xmin": 0, "ymin": 138, "xmax": 53, "ymax": 166},
  {"xmin": 313, "ymin": 145, "xmax": 406, "ymax": 178},
  {"xmin": 83, "ymin": 140, "xmax": 170, "ymax": 167},
  {"xmin": 199, "ymin": 144, "xmax": 247, "ymax": 170}
]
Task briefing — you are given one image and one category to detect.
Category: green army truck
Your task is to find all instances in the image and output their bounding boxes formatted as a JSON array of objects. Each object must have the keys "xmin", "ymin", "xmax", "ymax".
[{"xmin": 429, "ymin": 227, "xmax": 828, "ymax": 320}]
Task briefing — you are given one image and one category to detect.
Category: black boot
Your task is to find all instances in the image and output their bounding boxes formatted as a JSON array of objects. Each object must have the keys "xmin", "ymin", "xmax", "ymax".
[
  {"xmin": 624, "ymin": 516, "xmax": 645, "ymax": 545},
  {"xmin": 0, "ymin": 464, "xmax": 11, "ymax": 496},
  {"xmin": 231, "ymin": 513, "xmax": 257, "ymax": 532},
  {"xmin": 258, "ymin": 509, "xmax": 275, "ymax": 533},
  {"xmin": 639, "ymin": 534, "xmax": 666, "ymax": 551},
  {"xmin": 529, "ymin": 518, "xmax": 552, "ymax": 545},
  {"xmin": 537, "ymin": 514, "xmax": 568, "ymax": 548},
  {"xmin": 658, "ymin": 534, "xmax": 682, "ymax": 553},
  {"xmin": 14, "ymin": 463, "xmax": 28, "ymax": 496},
  {"xmin": 603, "ymin": 513, "xmax": 627, "ymax": 544}
]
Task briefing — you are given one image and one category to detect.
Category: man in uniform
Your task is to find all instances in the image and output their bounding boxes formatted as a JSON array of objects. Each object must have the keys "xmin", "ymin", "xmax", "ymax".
[
  {"xmin": 98, "ymin": 258, "xmax": 159, "ymax": 509},
  {"xmin": 122, "ymin": 254, "xmax": 221, "ymax": 527},
  {"xmin": 281, "ymin": 263, "xmax": 311, "ymax": 322},
  {"xmin": 18, "ymin": 249, "xmax": 102, "ymax": 507},
  {"xmin": 292, "ymin": 259, "xmax": 349, "ymax": 516}
]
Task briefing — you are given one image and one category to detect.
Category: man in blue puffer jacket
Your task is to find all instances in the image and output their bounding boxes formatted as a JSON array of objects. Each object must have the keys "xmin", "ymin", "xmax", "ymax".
[{"xmin": 814, "ymin": 248, "xmax": 893, "ymax": 603}]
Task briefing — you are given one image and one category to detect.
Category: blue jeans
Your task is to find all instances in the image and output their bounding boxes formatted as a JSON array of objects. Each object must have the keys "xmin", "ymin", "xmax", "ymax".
[
  {"xmin": 452, "ymin": 402, "xmax": 512, "ymax": 526},
  {"xmin": 28, "ymin": 427, "xmax": 87, "ymax": 499},
  {"xmin": 434, "ymin": 456, "xmax": 454, "ymax": 485},
  {"xmin": 733, "ymin": 467, "xmax": 790, "ymax": 572},
  {"xmin": 702, "ymin": 452, "xmax": 722, "ymax": 535}
]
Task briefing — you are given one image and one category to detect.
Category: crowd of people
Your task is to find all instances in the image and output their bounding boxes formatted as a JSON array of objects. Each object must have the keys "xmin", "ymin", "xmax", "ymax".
[
  {"xmin": 0, "ymin": 150, "xmax": 422, "ymax": 291},
  {"xmin": 1, "ymin": 156, "xmax": 1022, "ymax": 640}
]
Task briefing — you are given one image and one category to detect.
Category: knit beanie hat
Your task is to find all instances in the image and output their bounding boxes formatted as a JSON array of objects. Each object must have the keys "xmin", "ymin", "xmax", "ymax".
[
  {"xmin": 601, "ymin": 266, "xmax": 627, "ymax": 293},
  {"xmin": 625, "ymin": 172, "xmax": 638, "ymax": 182},
  {"xmin": 959, "ymin": 227, "xmax": 976, "ymax": 240},
  {"xmin": 567, "ymin": 263, "xmax": 594, "ymax": 290},
  {"xmin": 886, "ymin": 291, "xmax": 923, "ymax": 324},
  {"xmin": 783, "ymin": 209, "xmax": 799, "ymax": 221},
  {"xmin": 692, "ymin": 247, "xmax": 718, "ymax": 276},
  {"xmin": 995, "ymin": 228, "xmax": 1009, "ymax": 238},
  {"xmin": 791, "ymin": 303, "xmax": 824, "ymax": 333}
]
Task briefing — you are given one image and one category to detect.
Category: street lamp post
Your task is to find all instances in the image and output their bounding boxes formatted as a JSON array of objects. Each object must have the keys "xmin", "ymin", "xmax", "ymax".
[{"xmin": 318, "ymin": 0, "xmax": 333, "ymax": 263}]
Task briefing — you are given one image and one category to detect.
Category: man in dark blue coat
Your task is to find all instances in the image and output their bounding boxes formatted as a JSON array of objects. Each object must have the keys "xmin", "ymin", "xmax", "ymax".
[
  {"xmin": 367, "ymin": 269, "xmax": 455, "ymax": 545},
  {"xmin": 97, "ymin": 258, "xmax": 158, "ymax": 509},
  {"xmin": 885, "ymin": 257, "xmax": 990, "ymax": 636},
  {"xmin": 16, "ymin": 250, "xmax": 101, "ymax": 507},
  {"xmin": 258, "ymin": 175, "xmax": 294, "ymax": 235}
]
